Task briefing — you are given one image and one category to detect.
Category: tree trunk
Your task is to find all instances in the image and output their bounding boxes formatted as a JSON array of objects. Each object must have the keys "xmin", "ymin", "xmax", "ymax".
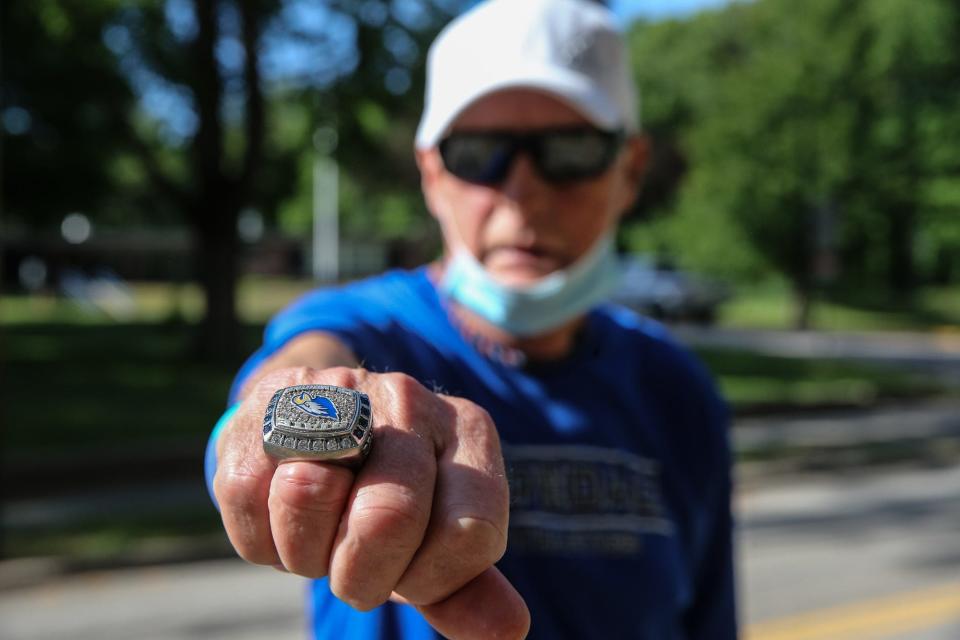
[
  {"xmin": 792, "ymin": 284, "xmax": 813, "ymax": 331},
  {"xmin": 196, "ymin": 195, "xmax": 241, "ymax": 359},
  {"xmin": 187, "ymin": 0, "xmax": 265, "ymax": 361},
  {"xmin": 888, "ymin": 204, "xmax": 915, "ymax": 298},
  {"xmin": 189, "ymin": 0, "xmax": 231, "ymax": 359}
]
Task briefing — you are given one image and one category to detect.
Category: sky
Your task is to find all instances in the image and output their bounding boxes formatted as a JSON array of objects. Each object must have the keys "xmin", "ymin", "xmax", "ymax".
[
  {"xmin": 608, "ymin": 0, "xmax": 735, "ymax": 26},
  {"xmin": 127, "ymin": 0, "xmax": 738, "ymax": 143}
]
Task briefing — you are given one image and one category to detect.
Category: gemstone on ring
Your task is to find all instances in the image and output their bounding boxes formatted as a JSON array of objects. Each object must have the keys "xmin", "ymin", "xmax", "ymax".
[{"xmin": 263, "ymin": 384, "xmax": 373, "ymax": 465}]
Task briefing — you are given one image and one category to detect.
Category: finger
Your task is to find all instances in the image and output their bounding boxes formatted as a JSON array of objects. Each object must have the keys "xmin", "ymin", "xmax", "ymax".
[
  {"xmin": 395, "ymin": 397, "xmax": 509, "ymax": 605},
  {"xmin": 216, "ymin": 366, "xmax": 364, "ymax": 568},
  {"xmin": 213, "ymin": 401, "xmax": 281, "ymax": 566},
  {"xmin": 269, "ymin": 460, "xmax": 354, "ymax": 577},
  {"xmin": 416, "ymin": 567, "xmax": 531, "ymax": 640},
  {"xmin": 328, "ymin": 374, "xmax": 440, "ymax": 611}
]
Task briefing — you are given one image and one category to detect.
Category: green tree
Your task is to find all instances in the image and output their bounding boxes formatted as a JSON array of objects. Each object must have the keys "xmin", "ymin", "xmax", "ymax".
[
  {"xmin": 4, "ymin": 0, "xmax": 466, "ymax": 359},
  {"xmin": 2, "ymin": 1, "xmax": 138, "ymax": 227},
  {"xmin": 626, "ymin": 0, "xmax": 960, "ymax": 327}
]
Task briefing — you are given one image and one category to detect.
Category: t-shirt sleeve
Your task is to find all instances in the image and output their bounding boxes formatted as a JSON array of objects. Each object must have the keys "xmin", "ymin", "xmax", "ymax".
[
  {"xmin": 208, "ymin": 280, "xmax": 399, "ymax": 507},
  {"xmin": 227, "ymin": 282, "xmax": 394, "ymax": 404}
]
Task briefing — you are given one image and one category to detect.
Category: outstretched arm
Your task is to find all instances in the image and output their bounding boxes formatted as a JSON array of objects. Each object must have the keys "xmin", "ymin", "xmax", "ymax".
[{"xmin": 207, "ymin": 331, "xmax": 530, "ymax": 640}]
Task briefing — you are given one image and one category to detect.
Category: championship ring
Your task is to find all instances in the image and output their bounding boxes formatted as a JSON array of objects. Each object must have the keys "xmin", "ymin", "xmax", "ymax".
[{"xmin": 262, "ymin": 385, "xmax": 373, "ymax": 466}]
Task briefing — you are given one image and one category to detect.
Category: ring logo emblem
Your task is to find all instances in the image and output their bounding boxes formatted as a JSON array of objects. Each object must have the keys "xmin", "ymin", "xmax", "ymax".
[
  {"xmin": 292, "ymin": 392, "xmax": 339, "ymax": 420},
  {"xmin": 264, "ymin": 385, "xmax": 372, "ymax": 466}
]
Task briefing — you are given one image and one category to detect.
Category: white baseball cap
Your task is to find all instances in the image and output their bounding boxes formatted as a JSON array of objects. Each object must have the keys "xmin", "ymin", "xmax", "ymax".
[{"xmin": 415, "ymin": 0, "xmax": 640, "ymax": 149}]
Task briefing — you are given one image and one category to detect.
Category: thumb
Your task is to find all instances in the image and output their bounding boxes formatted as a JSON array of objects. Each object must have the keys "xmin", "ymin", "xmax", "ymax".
[{"xmin": 414, "ymin": 567, "xmax": 530, "ymax": 640}]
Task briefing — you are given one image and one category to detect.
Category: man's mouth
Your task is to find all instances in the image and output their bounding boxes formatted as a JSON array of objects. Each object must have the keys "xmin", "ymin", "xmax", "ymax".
[{"xmin": 482, "ymin": 245, "xmax": 564, "ymax": 283}]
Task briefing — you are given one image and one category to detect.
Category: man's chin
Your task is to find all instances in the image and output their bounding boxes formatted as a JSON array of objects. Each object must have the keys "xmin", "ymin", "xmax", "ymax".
[
  {"xmin": 484, "ymin": 251, "xmax": 562, "ymax": 287},
  {"xmin": 486, "ymin": 269, "xmax": 555, "ymax": 289}
]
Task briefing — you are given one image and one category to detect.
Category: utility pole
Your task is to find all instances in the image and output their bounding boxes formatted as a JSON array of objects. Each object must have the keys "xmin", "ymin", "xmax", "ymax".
[{"xmin": 312, "ymin": 126, "xmax": 339, "ymax": 283}]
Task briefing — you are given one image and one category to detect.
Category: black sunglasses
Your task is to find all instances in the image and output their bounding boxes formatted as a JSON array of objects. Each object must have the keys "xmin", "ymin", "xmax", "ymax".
[{"xmin": 438, "ymin": 126, "xmax": 625, "ymax": 185}]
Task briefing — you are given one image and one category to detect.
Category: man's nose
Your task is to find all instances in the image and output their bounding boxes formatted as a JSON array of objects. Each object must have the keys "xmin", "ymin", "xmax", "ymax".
[{"xmin": 499, "ymin": 152, "xmax": 550, "ymax": 215}]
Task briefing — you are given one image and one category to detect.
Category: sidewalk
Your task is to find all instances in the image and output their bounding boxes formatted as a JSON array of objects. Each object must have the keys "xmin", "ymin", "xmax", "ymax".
[
  {"xmin": 675, "ymin": 326, "xmax": 960, "ymax": 381},
  {"xmin": 734, "ymin": 400, "xmax": 960, "ymax": 480},
  {"xmin": 4, "ymin": 465, "xmax": 959, "ymax": 640}
]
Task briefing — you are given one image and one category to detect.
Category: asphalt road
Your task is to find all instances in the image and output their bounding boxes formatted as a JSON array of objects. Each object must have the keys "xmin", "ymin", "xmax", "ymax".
[
  {"xmin": 0, "ymin": 558, "xmax": 307, "ymax": 640},
  {"xmin": 3, "ymin": 463, "xmax": 958, "ymax": 640},
  {"xmin": 739, "ymin": 463, "xmax": 960, "ymax": 640}
]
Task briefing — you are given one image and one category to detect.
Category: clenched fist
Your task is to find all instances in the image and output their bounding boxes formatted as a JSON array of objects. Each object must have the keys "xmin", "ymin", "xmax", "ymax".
[{"xmin": 213, "ymin": 366, "xmax": 530, "ymax": 639}]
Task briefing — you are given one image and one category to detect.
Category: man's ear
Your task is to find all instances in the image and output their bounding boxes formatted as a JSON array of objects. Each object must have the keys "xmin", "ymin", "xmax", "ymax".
[
  {"xmin": 625, "ymin": 134, "xmax": 650, "ymax": 187},
  {"xmin": 615, "ymin": 134, "xmax": 650, "ymax": 215}
]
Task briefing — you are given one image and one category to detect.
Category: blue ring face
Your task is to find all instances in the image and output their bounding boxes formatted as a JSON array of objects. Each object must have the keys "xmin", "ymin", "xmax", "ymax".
[
  {"xmin": 292, "ymin": 392, "xmax": 339, "ymax": 420},
  {"xmin": 263, "ymin": 385, "xmax": 373, "ymax": 462}
]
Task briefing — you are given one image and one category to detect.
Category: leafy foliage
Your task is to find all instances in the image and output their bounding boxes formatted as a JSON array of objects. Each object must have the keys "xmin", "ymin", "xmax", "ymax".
[
  {"xmin": 5, "ymin": 0, "xmax": 959, "ymax": 334},
  {"xmin": 2, "ymin": 1, "xmax": 139, "ymax": 227},
  {"xmin": 3, "ymin": 0, "xmax": 465, "ymax": 357},
  {"xmin": 625, "ymin": 0, "xmax": 960, "ymax": 324}
]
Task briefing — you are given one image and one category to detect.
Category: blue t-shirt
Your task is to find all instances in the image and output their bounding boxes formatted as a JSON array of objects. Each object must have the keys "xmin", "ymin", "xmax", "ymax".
[{"xmin": 209, "ymin": 267, "xmax": 736, "ymax": 639}]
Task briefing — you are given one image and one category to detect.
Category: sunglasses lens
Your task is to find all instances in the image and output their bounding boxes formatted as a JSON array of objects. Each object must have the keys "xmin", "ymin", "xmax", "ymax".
[
  {"xmin": 439, "ymin": 128, "xmax": 622, "ymax": 185},
  {"xmin": 439, "ymin": 135, "xmax": 514, "ymax": 184},
  {"xmin": 537, "ymin": 130, "xmax": 621, "ymax": 181}
]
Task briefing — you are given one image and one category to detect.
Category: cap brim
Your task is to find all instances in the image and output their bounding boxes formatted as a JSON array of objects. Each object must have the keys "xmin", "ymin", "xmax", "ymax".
[{"xmin": 415, "ymin": 66, "xmax": 623, "ymax": 149}]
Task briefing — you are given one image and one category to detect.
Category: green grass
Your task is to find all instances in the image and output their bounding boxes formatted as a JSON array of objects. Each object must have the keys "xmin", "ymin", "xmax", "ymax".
[
  {"xmin": 6, "ymin": 276, "xmax": 957, "ymax": 332},
  {"xmin": 1, "ymin": 276, "xmax": 320, "ymax": 456},
  {"xmin": 0, "ymin": 276, "xmax": 318, "ymax": 325},
  {"xmin": 5, "ymin": 507, "xmax": 227, "ymax": 561},
  {"xmin": 695, "ymin": 347, "xmax": 957, "ymax": 411},
  {"xmin": 720, "ymin": 282, "xmax": 960, "ymax": 332}
]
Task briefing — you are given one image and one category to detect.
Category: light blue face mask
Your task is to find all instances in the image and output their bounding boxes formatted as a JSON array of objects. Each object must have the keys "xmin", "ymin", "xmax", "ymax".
[{"xmin": 440, "ymin": 234, "xmax": 622, "ymax": 336}]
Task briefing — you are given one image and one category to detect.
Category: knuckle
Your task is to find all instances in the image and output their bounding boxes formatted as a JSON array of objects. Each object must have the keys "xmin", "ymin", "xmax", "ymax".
[
  {"xmin": 214, "ymin": 466, "xmax": 263, "ymax": 512},
  {"xmin": 256, "ymin": 365, "xmax": 360, "ymax": 397},
  {"xmin": 438, "ymin": 513, "xmax": 508, "ymax": 563},
  {"xmin": 302, "ymin": 567, "xmax": 330, "ymax": 580},
  {"xmin": 234, "ymin": 540, "xmax": 277, "ymax": 566},
  {"xmin": 380, "ymin": 371, "xmax": 437, "ymax": 434},
  {"xmin": 463, "ymin": 403, "xmax": 496, "ymax": 435},
  {"xmin": 272, "ymin": 465, "xmax": 350, "ymax": 515},
  {"xmin": 447, "ymin": 400, "xmax": 505, "ymax": 473},
  {"xmin": 382, "ymin": 371, "xmax": 428, "ymax": 400},
  {"xmin": 256, "ymin": 368, "xmax": 301, "ymax": 394},
  {"xmin": 213, "ymin": 469, "xmax": 276, "ymax": 564},
  {"xmin": 329, "ymin": 581, "xmax": 388, "ymax": 612},
  {"xmin": 447, "ymin": 397, "xmax": 496, "ymax": 435},
  {"xmin": 502, "ymin": 608, "xmax": 532, "ymax": 640},
  {"xmin": 320, "ymin": 365, "xmax": 358, "ymax": 388},
  {"xmin": 351, "ymin": 490, "xmax": 428, "ymax": 541},
  {"xmin": 283, "ymin": 549, "xmax": 330, "ymax": 580}
]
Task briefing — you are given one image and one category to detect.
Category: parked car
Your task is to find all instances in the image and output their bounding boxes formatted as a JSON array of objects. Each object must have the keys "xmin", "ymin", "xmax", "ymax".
[{"xmin": 612, "ymin": 256, "xmax": 730, "ymax": 324}]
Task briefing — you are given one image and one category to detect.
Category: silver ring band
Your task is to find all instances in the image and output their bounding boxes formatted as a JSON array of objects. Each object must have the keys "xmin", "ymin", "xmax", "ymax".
[{"xmin": 262, "ymin": 384, "xmax": 373, "ymax": 466}]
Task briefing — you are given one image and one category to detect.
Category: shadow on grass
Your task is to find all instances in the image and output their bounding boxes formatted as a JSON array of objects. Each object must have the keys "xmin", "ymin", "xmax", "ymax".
[{"xmin": 3, "ymin": 322, "xmax": 265, "ymax": 455}]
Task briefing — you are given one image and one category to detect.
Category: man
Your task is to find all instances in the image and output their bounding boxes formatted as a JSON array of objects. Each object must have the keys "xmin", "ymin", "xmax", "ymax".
[{"xmin": 205, "ymin": 0, "xmax": 736, "ymax": 638}]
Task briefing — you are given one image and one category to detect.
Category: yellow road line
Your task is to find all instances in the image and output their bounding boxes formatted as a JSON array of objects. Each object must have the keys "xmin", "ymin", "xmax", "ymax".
[{"xmin": 745, "ymin": 580, "xmax": 960, "ymax": 640}]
